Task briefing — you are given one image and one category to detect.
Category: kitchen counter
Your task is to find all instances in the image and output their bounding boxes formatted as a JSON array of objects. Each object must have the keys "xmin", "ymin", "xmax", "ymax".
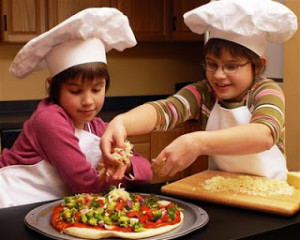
[{"xmin": 0, "ymin": 184, "xmax": 299, "ymax": 240}]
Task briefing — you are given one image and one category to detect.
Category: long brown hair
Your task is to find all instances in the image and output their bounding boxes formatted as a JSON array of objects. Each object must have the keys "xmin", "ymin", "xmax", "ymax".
[{"xmin": 47, "ymin": 62, "xmax": 110, "ymax": 105}]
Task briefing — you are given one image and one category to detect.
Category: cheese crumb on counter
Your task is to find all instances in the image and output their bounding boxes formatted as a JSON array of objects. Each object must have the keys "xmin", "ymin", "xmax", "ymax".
[
  {"xmin": 287, "ymin": 172, "xmax": 300, "ymax": 189},
  {"xmin": 201, "ymin": 175, "xmax": 294, "ymax": 197}
]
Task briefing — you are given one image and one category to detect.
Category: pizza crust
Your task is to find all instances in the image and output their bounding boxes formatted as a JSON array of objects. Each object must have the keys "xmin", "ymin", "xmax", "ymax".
[{"xmin": 64, "ymin": 212, "xmax": 184, "ymax": 239}]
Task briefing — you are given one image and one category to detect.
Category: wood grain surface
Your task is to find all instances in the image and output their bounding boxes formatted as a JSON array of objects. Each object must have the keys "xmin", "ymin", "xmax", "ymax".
[{"xmin": 161, "ymin": 170, "xmax": 300, "ymax": 216}]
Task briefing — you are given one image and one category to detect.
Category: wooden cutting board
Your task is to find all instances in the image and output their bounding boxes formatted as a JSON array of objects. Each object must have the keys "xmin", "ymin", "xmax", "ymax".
[{"xmin": 161, "ymin": 170, "xmax": 300, "ymax": 216}]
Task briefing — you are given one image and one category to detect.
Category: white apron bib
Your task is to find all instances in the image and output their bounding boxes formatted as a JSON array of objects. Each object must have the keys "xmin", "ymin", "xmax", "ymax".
[
  {"xmin": 206, "ymin": 101, "xmax": 287, "ymax": 179},
  {"xmin": 0, "ymin": 123, "xmax": 102, "ymax": 208}
]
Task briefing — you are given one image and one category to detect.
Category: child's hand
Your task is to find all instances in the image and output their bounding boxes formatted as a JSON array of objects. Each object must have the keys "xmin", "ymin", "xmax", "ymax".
[
  {"xmin": 101, "ymin": 116, "xmax": 127, "ymax": 169},
  {"xmin": 152, "ymin": 132, "xmax": 201, "ymax": 177},
  {"xmin": 98, "ymin": 159, "xmax": 132, "ymax": 181}
]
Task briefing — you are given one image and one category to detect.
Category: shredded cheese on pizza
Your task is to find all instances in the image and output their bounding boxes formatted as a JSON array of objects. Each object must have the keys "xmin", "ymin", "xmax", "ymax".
[
  {"xmin": 107, "ymin": 184, "xmax": 131, "ymax": 202},
  {"xmin": 202, "ymin": 175, "xmax": 294, "ymax": 197}
]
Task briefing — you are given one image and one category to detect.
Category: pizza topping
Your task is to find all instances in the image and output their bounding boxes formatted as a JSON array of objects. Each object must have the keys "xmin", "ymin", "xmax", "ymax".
[
  {"xmin": 52, "ymin": 186, "xmax": 182, "ymax": 235},
  {"xmin": 106, "ymin": 184, "xmax": 131, "ymax": 202}
]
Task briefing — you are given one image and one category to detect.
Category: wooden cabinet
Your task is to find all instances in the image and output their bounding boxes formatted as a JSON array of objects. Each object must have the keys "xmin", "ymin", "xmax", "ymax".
[
  {"xmin": 128, "ymin": 120, "xmax": 208, "ymax": 184},
  {"xmin": 47, "ymin": 0, "xmax": 114, "ymax": 29},
  {"xmin": 113, "ymin": 0, "xmax": 209, "ymax": 42},
  {"xmin": 1, "ymin": 0, "xmax": 209, "ymax": 43},
  {"xmin": 171, "ymin": 0, "xmax": 209, "ymax": 41},
  {"xmin": 1, "ymin": 0, "xmax": 47, "ymax": 43},
  {"xmin": 111, "ymin": 0, "xmax": 169, "ymax": 41}
]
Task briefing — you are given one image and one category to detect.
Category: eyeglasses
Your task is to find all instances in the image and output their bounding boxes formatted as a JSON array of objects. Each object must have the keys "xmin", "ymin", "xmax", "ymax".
[{"xmin": 201, "ymin": 61, "xmax": 251, "ymax": 74}]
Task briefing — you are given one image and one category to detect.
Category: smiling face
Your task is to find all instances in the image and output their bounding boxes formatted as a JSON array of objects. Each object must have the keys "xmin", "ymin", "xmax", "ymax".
[
  {"xmin": 205, "ymin": 49, "xmax": 254, "ymax": 102},
  {"xmin": 59, "ymin": 77, "xmax": 106, "ymax": 129}
]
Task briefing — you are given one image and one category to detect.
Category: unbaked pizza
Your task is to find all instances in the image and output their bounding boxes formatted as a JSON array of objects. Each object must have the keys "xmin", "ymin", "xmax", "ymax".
[{"xmin": 51, "ymin": 185, "xmax": 184, "ymax": 239}]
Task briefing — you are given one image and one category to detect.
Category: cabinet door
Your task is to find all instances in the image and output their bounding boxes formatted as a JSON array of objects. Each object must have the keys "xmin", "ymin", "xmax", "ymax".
[
  {"xmin": 1, "ymin": 0, "xmax": 47, "ymax": 43},
  {"xmin": 47, "ymin": 0, "xmax": 114, "ymax": 29},
  {"xmin": 127, "ymin": 133, "xmax": 151, "ymax": 160},
  {"xmin": 150, "ymin": 125, "xmax": 185, "ymax": 183},
  {"xmin": 111, "ymin": 0, "xmax": 169, "ymax": 41},
  {"xmin": 171, "ymin": 0, "xmax": 209, "ymax": 41}
]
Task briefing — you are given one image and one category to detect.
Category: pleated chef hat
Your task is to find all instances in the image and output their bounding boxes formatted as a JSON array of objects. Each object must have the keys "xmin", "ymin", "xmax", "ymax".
[
  {"xmin": 183, "ymin": 0, "xmax": 298, "ymax": 56},
  {"xmin": 9, "ymin": 7, "xmax": 137, "ymax": 78}
]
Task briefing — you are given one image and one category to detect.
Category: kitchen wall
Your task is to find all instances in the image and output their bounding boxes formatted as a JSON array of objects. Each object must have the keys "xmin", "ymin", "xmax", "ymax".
[
  {"xmin": 0, "ymin": 42, "xmax": 205, "ymax": 100},
  {"xmin": 284, "ymin": 0, "xmax": 300, "ymax": 171}
]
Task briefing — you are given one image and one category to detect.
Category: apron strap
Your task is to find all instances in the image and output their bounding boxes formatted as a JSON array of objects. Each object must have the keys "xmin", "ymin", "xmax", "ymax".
[{"xmin": 87, "ymin": 122, "xmax": 92, "ymax": 133}]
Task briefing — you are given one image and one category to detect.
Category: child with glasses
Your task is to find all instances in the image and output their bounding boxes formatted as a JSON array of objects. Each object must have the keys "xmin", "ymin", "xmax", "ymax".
[{"xmin": 101, "ymin": 0, "xmax": 297, "ymax": 180}]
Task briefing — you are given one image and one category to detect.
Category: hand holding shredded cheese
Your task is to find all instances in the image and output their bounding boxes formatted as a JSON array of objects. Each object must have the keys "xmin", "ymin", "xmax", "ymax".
[
  {"xmin": 112, "ymin": 140, "xmax": 133, "ymax": 166},
  {"xmin": 98, "ymin": 140, "xmax": 133, "ymax": 179}
]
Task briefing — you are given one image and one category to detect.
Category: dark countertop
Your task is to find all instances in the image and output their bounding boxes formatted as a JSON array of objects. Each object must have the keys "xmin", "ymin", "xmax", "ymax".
[{"xmin": 0, "ymin": 184, "xmax": 299, "ymax": 240}]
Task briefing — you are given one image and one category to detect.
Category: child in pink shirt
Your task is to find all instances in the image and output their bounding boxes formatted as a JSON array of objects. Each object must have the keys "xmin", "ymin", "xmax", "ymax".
[{"xmin": 0, "ymin": 8, "xmax": 152, "ymax": 208}]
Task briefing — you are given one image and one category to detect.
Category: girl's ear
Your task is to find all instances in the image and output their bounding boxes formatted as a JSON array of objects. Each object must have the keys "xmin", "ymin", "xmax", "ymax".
[
  {"xmin": 260, "ymin": 56, "xmax": 267, "ymax": 65},
  {"xmin": 47, "ymin": 77, "xmax": 52, "ymax": 85}
]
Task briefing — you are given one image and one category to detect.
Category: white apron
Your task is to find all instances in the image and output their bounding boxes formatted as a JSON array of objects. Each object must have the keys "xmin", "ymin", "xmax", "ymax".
[
  {"xmin": 206, "ymin": 101, "xmax": 287, "ymax": 179},
  {"xmin": 0, "ymin": 123, "xmax": 102, "ymax": 208}
]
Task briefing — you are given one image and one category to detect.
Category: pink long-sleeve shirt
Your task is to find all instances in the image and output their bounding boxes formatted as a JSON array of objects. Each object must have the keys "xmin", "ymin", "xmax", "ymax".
[{"xmin": 0, "ymin": 99, "xmax": 153, "ymax": 193}]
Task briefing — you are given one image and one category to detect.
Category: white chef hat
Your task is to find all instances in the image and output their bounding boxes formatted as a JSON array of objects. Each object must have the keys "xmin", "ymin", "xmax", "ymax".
[
  {"xmin": 184, "ymin": 0, "xmax": 298, "ymax": 56},
  {"xmin": 9, "ymin": 7, "xmax": 137, "ymax": 78}
]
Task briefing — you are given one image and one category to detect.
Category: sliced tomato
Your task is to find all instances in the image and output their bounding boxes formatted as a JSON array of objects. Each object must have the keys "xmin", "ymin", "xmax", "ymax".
[
  {"xmin": 161, "ymin": 213, "xmax": 170, "ymax": 222},
  {"xmin": 106, "ymin": 209, "xmax": 113, "ymax": 214},
  {"xmin": 145, "ymin": 210, "xmax": 154, "ymax": 219},
  {"xmin": 140, "ymin": 205, "xmax": 150, "ymax": 212},
  {"xmin": 97, "ymin": 199, "xmax": 105, "ymax": 207},
  {"xmin": 75, "ymin": 212, "xmax": 81, "ymax": 221},
  {"xmin": 160, "ymin": 203, "xmax": 176, "ymax": 210},
  {"xmin": 115, "ymin": 201, "xmax": 125, "ymax": 211},
  {"xmin": 126, "ymin": 211, "xmax": 140, "ymax": 218},
  {"xmin": 139, "ymin": 215, "xmax": 149, "ymax": 223}
]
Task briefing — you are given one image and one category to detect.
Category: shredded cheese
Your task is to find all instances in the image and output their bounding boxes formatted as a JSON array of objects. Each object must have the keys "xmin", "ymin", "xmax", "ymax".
[
  {"xmin": 201, "ymin": 175, "xmax": 294, "ymax": 197},
  {"xmin": 112, "ymin": 140, "xmax": 133, "ymax": 165},
  {"xmin": 97, "ymin": 140, "xmax": 133, "ymax": 178},
  {"xmin": 107, "ymin": 184, "xmax": 131, "ymax": 202}
]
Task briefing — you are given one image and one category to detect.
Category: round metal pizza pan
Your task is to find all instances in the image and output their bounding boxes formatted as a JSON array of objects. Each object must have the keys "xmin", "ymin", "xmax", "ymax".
[{"xmin": 24, "ymin": 194, "xmax": 209, "ymax": 240}]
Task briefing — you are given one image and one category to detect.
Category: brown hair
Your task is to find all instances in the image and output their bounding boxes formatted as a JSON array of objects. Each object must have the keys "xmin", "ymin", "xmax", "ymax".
[
  {"xmin": 204, "ymin": 38, "xmax": 266, "ymax": 79},
  {"xmin": 47, "ymin": 62, "xmax": 110, "ymax": 105}
]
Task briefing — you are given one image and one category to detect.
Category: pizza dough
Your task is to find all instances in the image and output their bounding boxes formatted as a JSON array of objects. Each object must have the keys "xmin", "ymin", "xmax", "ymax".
[{"xmin": 64, "ymin": 212, "xmax": 183, "ymax": 239}]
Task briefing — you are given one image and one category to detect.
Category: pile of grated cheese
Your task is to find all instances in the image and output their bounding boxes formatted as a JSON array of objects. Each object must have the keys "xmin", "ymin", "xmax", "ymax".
[{"xmin": 201, "ymin": 175, "xmax": 294, "ymax": 197}]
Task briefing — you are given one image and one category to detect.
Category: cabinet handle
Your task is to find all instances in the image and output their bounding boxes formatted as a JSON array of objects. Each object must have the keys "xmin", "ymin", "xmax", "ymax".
[
  {"xmin": 172, "ymin": 16, "xmax": 177, "ymax": 31},
  {"xmin": 3, "ymin": 15, "xmax": 7, "ymax": 31}
]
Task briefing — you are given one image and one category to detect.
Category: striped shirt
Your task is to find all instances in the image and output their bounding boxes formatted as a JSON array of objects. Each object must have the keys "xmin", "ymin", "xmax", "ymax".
[{"xmin": 148, "ymin": 78, "xmax": 285, "ymax": 155}]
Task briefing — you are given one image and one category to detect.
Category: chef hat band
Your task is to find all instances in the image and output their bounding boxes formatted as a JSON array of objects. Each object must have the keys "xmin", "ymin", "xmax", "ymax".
[
  {"xmin": 209, "ymin": 31, "xmax": 268, "ymax": 57},
  {"xmin": 183, "ymin": 0, "xmax": 298, "ymax": 56},
  {"xmin": 46, "ymin": 38, "xmax": 106, "ymax": 77}
]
